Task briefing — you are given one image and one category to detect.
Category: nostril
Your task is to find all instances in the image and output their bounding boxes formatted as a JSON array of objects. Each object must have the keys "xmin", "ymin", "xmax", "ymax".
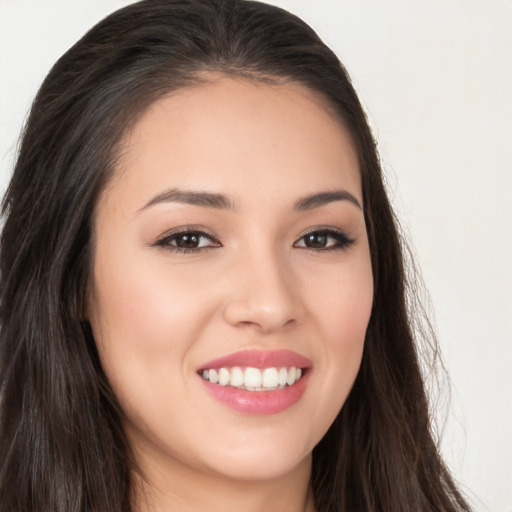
[{"xmin": 231, "ymin": 316, "xmax": 299, "ymax": 334}]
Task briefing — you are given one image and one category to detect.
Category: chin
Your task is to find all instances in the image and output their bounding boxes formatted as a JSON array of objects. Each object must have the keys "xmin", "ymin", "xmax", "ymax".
[
  {"xmin": 204, "ymin": 448, "xmax": 312, "ymax": 483},
  {"xmin": 188, "ymin": 423, "xmax": 315, "ymax": 483}
]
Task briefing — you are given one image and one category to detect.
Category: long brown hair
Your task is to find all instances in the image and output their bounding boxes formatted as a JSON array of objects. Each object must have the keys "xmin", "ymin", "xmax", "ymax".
[{"xmin": 0, "ymin": 1, "xmax": 471, "ymax": 510}]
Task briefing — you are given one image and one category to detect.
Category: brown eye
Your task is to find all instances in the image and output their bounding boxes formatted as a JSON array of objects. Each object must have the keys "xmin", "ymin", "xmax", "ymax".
[
  {"xmin": 304, "ymin": 232, "xmax": 328, "ymax": 248},
  {"xmin": 174, "ymin": 233, "xmax": 202, "ymax": 249},
  {"xmin": 294, "ymin": 229, "xmax": 354, "ymax": 251},
  {"xmin": 156, "ymin": 230, "xmax": 221, "ymax": 252}
]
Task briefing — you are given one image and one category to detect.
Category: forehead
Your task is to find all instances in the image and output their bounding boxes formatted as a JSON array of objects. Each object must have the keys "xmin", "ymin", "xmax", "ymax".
[{"xmin": 104, "ymin": 77, "xmax": 361, "ymax": 210}]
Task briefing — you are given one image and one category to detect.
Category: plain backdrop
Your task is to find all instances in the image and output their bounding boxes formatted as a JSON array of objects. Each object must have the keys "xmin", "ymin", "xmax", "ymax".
[{"xmin": 0, "ymin": 1, "xmax": 511, "ymax": 511}]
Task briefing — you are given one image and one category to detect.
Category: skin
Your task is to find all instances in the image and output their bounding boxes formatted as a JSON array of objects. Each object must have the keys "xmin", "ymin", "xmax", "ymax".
[{"xmin": 88, "ymin": 76, "xmax": 374, "ymax": 512}]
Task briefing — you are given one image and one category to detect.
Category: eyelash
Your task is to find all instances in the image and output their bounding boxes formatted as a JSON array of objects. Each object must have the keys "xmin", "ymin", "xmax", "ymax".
[
  {"xmin": 154, "ymin": 227, "xmax": 221, "ymax": 253},
  {"xmin": 294, "ymin": 228, "xmax": 355, "ymax": 251},
  {"xmin": 154, "ymin": 226, "xmax": 355, "ymax": 253}
]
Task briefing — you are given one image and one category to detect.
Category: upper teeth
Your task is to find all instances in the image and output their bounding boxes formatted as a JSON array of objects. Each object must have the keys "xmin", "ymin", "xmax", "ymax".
[{"xmin": 201, "ymin": 366, "xmax": 303, "ymax": 390}]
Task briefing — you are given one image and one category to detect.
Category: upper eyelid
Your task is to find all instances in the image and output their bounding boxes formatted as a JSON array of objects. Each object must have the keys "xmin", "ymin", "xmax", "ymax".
[
  {"xmin": 152, "ymin": 227, "xmax": 221, "ymax": 249},
  {"xmin": 300, "ymin": 226, "xmax": 342, "ymax": 235},
  {"xmin": 156, "ymin": 226, "xmax": 219, "ymax": 239},
  {"xmin": 293, "ymin": 227, "xmax": 355, "ymax": 248},
  {"xmin": 296, "ymin": 226, "xmax": 352, "ymax": 239}
]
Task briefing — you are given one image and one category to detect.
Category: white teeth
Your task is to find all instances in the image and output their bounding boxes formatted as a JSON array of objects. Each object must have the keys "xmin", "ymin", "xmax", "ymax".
[
  {"xmin": 262, "ymin": 368, "xmax": 279, "ymax": 388},
  {"xmin": 278, "ymin": 367, "xmax": 288, "ymax": 386},
  {"xmin": 286, "ymin": 367, "xmax": 296, "ymax": 386},
  {"xmin": 208, "ymin": 369, "xmax": 219, "ymax": 384},
  {"xmin": 244, "ymin": 367, "xmax": 262, "ymax": 388},
  {"xmin": 218, "ymin": 368, "xmax": 230, "ymax": 386},
  {"xmin": 201, "ymin": 366, "xmax": 304, "ymax": 390},
  {"xmin": 230, "ymin": 367, "xmax": 244, "ymax": 387}
]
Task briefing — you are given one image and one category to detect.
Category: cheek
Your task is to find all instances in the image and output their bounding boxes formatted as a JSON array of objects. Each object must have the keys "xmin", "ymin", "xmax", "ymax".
[
  {"xmin": 312, "ymin": 250, "xmax": 373, "ymax": 346},
  {"xmin": 88, "ymin": 249, "xmax": 218, "ymax": 406},
  {"xmin": 334, "ymin": 256, "xmax": 373, "ymax": 367},
  {"xmin": 89, "ymin": 247, "xmax": 249, "ymax": 434},
  {"xmin": 91, "ymin": 250, "xmax": 217, "ymax": 350},
  {"xmin": 88, "ymin": 263, "xmax": 208, "ymax": 440},
  {"xmin": 304, "ymin": 249, "xmax": 373, "ymax": 428}
]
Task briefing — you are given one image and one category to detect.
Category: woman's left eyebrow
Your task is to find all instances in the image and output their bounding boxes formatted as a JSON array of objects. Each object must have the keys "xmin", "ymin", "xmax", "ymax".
[{"xmin": 294, "ymin": 190, "xmax": 362, "ymax": 210}]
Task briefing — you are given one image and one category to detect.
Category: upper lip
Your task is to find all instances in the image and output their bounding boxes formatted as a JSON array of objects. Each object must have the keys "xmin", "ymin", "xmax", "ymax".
[{"xmin": 198, "ymin": 349, "xmax": 312, "ymax": 370}]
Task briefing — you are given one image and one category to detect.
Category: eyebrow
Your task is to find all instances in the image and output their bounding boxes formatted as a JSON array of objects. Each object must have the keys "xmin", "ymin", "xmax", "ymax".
[
  {"xmin": 140, "ymin": 188, "xmax": 234, "ymax": 211},
  {"xmin": 139, "ymin": 187, "xmax": 362, "ymax": 212},
  {"xmin": 294, "ymin": 190, "xmax": 362, "ymax": 210}
]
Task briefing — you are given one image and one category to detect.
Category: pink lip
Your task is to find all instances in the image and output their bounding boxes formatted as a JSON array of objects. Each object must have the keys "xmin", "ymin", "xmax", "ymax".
[
  {"xmin": 198, "ymin": 349, "xmax": 311, "ymax": 370},
  {"xmin": 198, "ymin": 350, "xmax": 312, "ymax": 415}
]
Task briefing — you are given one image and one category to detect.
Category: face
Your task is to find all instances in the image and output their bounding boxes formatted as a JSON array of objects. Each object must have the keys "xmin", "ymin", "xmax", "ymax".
[{"xmin": 88, "ymin": 77, "xmax": 373, "ymax": 487}]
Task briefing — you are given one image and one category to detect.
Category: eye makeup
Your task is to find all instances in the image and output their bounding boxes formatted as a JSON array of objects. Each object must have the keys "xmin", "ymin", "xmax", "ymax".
[
  {"xmin": 152, "ymin": 224, "xmax": 355, "ymax": 255},
  {"xmin": 294, "ymin": 226, "xmax": 355, "ymax": 251},
  {"xmin": 153, "ymin": 226, "xmax": 221, "ymax": 253}
]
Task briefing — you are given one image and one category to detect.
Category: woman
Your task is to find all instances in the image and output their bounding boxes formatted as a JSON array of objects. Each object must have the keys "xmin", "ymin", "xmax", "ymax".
[{"xmin": 0, "ymin": 0, "xmax": 472, "ymax": 511}]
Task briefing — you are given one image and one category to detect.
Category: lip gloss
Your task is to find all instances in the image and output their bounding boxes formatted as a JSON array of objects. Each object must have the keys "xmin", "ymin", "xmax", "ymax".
[{"xmin": 198, "ymin": 350, "xmax": 311, "ymax": 415}]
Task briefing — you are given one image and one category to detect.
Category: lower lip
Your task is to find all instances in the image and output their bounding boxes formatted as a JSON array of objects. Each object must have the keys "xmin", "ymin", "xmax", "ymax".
[{"xmin": 199, "ymin": 372, "xmax": 310, "ymax": 415}]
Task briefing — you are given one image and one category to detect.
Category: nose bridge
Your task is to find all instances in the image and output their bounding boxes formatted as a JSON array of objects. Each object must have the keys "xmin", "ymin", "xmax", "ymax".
[{"xmin": 223, "ymin": 240, "xmax": 304, "ymax": 332}]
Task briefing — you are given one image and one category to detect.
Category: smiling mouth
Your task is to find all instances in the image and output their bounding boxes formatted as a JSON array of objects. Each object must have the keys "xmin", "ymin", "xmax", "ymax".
[{"xmin": 199, "ymin": 366, "xmax": 305, "ymax": 391}]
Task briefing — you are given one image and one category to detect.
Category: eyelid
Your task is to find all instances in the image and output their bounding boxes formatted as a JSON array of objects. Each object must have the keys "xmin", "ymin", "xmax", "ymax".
[
  {"xmin": 294, "ymin": 226, "xmax": 355, "ymax": 250},
  {"xmin": 152, "ymin": 225, "xmax": 221, "ymax": 250}
]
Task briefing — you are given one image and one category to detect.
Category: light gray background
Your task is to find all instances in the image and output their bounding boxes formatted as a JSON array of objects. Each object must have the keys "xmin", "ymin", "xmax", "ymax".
[{"xmin": 1, "ymin": 1, "xmax": 510, "ymax": 511}]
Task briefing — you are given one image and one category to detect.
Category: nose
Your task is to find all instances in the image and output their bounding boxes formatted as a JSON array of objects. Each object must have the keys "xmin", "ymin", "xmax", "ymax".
[{"xmin": 222, "ymin": 251, "xmax": 305, "ymax": 334}]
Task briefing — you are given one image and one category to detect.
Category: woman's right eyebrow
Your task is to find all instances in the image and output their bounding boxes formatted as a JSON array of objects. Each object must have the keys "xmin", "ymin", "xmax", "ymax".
[{"xmin": 138, "ymin": 188, "xmax": 234, "ymax": 212}]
